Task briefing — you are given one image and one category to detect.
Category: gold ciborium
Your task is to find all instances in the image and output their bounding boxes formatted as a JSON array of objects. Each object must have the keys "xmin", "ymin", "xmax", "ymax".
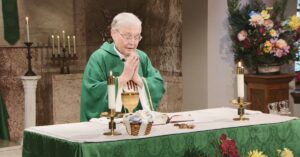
[{"xmin": 121, "ymin": 92, "xmax": 139, "ymax": 113}]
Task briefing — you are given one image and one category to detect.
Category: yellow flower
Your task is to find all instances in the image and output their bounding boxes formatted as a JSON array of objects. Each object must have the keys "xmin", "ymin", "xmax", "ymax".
[
  {"xmin": 264, "ymin": 41, "xmax": 272, "ymax": 53},
  {"xmin": 269, "ymin": 29, "xmax": 277, "ymax": 37},
  {"xmin": 278, "ymin": 148, "xmax": 294, "ymax": 157},
  {"xmin": 261, "ymin": 10, "xmax": 270, "ymax": 19},
  {"xmin": 248, "ymin": 150, "xmax": 268, "ymax": 157},
  {"xmin": 288, "ymin": 15, "xmax": 300, "ymax": 30}
]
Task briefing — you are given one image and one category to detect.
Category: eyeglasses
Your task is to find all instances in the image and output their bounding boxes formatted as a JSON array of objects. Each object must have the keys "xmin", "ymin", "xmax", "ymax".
[{"xmin": 115, "ymin": 29, "xmax": 142, "ymax": 42}]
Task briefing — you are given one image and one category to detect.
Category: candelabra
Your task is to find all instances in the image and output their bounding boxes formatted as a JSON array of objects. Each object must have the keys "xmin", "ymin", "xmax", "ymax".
[
  {"xmin": 24, "ymin": 42, "xmax": 36, "ymax": 76},
  {"xmin": 51, "ymin": 48, "xmax": 78, "ymax": 74}
]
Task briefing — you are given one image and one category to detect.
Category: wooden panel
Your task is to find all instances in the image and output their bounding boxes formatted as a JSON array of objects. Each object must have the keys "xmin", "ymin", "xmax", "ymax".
[
  {"xmin": 249, "ymin": 89, "xmax": 265, "ymax": 112},
  {"xmin": 268, "ymin": 89, "xmax": 288, "ymax": 102},
  {"xmin": 245, "ymin": 74, "xmax": 294, "ymax": 113}
]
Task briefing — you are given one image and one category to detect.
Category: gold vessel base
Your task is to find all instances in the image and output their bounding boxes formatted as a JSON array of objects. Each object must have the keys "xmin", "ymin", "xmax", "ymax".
[
  {"xmin": 233, "ymin": 117, "xmax": 249, "ymax": 121},
  {"xmin": 104, "ymin": 131, "xmax": 121, "ymax": 136}
]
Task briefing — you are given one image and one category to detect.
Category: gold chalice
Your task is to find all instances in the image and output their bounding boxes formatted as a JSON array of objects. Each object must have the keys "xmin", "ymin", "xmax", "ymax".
[{"xmin": 121, "ymin": 92, "xmax": 139, "ymax": 113}]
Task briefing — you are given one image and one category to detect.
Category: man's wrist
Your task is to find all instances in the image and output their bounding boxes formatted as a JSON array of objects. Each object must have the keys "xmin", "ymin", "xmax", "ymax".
[
  {"xmin": 118, "ymin": 75, "xmax": 127, "ymax": 87},
  {"xmin": 134, "ymin": 76, "xmax": 144, "ymax": 88}
]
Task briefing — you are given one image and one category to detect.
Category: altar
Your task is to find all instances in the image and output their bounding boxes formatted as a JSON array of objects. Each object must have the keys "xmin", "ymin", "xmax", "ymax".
[{"xmin": 22, "ymin": 108, "xmax": 300, "ymax": 157}]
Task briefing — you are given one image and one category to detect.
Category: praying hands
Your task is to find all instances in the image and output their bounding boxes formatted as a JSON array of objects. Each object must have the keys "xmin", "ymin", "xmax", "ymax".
[{"xmin": 119, "ymin": 52, "xmax": 143, "ymax": 89}]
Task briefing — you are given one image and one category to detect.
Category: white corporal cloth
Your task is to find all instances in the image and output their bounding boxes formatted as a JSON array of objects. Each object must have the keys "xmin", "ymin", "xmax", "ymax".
[{"xmin": 26, "ymin": 107, "xmax": 297, "ymax": 143}]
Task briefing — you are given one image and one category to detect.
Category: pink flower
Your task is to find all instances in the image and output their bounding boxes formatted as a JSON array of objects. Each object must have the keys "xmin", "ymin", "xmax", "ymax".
[
  {"xmin": 275, "ymin": 39, "xmax": 288, "ymax": 49},
  {"xmin": 275, "ymin": 49, "xmax": 284, "ymax": 57},
  {"xmin": 237, "ymin": 30, "xmax": 248, "ymax": 41},
  {"xmin": 263, "ymin": 19, "xmax": 274, "ymax": 29}
]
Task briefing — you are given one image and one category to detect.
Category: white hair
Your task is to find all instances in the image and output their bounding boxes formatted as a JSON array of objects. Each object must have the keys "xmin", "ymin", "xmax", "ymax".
[{"xmin": 111, "ymin": 12, "xmax": 142, "ymax": 30}]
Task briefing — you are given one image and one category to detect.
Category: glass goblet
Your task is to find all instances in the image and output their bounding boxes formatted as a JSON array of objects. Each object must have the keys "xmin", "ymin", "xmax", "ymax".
[{"xmin": 121, "ymin": 92, "xmax": 139, "ymax": 113}]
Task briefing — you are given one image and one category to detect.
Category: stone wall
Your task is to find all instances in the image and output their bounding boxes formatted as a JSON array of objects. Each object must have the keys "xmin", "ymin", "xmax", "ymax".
[
  {"xmin": 141, "ymin": 0, "xmax": 182, "ymax": 74},
  {"xmin": 0, "ymin": 47, "xmax": 51, "ymax": 141}
]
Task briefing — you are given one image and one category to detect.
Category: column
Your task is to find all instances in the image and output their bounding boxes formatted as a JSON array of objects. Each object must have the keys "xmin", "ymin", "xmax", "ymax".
[{"xmin": 21, "ymin": 76, "xmax": 41, "ymax": 128}]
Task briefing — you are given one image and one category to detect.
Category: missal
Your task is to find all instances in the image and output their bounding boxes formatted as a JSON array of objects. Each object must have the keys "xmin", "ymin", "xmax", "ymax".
[{"xmin": 152, "ymin": 111, "xmax": 194, "ymax": 125}]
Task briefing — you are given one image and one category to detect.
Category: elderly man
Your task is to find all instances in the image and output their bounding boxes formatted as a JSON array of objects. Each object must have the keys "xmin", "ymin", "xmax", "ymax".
[{"xmin": 80, "ymin": 12, "xmax": 165, "ymax": 121}]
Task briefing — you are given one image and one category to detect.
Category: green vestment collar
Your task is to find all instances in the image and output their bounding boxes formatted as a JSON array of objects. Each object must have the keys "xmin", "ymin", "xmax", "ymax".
[{"xmin": 100, "ymin": 42, "xmax": 119, "ymax": 58}]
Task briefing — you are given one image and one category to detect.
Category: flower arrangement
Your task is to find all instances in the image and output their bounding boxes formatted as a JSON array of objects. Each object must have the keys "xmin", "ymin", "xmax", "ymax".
[{"xmin": 227, "ymin": 0, "xmax": 300, "ymax": 70}]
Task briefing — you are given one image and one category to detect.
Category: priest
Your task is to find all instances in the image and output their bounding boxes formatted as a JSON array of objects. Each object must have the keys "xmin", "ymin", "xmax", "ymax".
[{"xmin": 80, "ymin": 12, "xmax": 165, "ymax": 121}]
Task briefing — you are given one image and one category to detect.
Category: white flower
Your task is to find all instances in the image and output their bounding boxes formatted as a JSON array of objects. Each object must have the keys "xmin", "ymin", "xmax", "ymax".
[
  {"xmin": 249, "ymin": 11, "xmax": 264, "ymax": 27},
  {"xmin": 237, "ymin": 30, "xmax": 248, "ymax": 41}
]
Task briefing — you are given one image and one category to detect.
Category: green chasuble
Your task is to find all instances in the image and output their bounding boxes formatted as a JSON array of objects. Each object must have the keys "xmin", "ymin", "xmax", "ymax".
[
  {"xmin": 80, "ymin": 42, "xmax": 165, "ymax": 121},
  {"xmin": 0, "ymin": 94, "xmax": 10, "ymax": 140}
]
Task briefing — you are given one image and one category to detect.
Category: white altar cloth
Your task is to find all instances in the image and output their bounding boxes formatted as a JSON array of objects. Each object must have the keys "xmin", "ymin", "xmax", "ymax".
[{"xmin": 25, "ymin": 107, "xmax": 297, "ymax": 143}]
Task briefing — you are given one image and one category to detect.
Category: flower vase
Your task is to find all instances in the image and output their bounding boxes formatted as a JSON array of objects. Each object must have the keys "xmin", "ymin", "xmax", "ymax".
[{"xmin": 257, "ymin": 64, "xmax": 280, "ymax": 75}]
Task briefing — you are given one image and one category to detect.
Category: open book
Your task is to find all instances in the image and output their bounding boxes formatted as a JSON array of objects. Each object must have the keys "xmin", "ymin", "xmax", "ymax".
[
  {"xmin": 152, "ymin": 112, "xmax": 194, "ymax": 125},
  {"xmin": 168, "ymin": 115, "xmax": 194, "ymax": 123}
]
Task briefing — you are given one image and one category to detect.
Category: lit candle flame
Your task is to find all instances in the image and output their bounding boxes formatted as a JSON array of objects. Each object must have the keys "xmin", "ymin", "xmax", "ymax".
[{"xmin": 238, "ymin": 61, "xmax": 242, "ymax": 67}]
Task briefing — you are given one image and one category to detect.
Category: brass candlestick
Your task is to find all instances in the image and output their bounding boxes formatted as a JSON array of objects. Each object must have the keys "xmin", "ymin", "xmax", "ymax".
[
  {"xmin": 103, "ymin": 109, "xmax": 121, "ymax": 136},
  {"xmin": 232, "ymin": 97, "xmax": 251, "ymax": 121},
  {"xmin": 103, "ymin": 72, "xmax": 121, "ymax": 136},
  {"xmin": 232, "ymin": 62, "xmax": 251, "ymax": 121}
]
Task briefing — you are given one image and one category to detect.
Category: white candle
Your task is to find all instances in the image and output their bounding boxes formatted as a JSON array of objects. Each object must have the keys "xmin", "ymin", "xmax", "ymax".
[
  {"xmin": 62, "ymin": 30, "xmax": 65, "ymax": 48},
  {"xmin": 237, "ymin": 62, "xmax": 244, "ymax": 98},
  {"xmin": 67, "ymin": 36, "xmax": 71, "ymax": 54},
  {"xmin": 25, "ymin": 16, "xmax": 30, "ymax": 42},
  {"xmin": 108, "ymin": 71, "xmax": 116, "ymax": 109},
  {"xmin": 73, "ymin": 35, "xmax": 76, "ymax": 54},
  {"xmin": 51, "ymin": 35, "xmax": 55, "ymax": 55},
  {"xmin": 57, "ymin": 35, "xmax": 60, "ymax": 55}
]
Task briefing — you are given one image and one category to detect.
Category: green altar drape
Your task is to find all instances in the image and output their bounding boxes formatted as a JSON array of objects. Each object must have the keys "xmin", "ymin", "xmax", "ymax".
[
  {"xmin": 0, "ymin": 94, "xmax": 10, "ymax": 140},
  {"xmin": 2, "ymin": 0, "xmax": 20, "ymax": 45},
  {"xmin": 23, "ymin": 119, "xmax": 300, "ymax": 157}
]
